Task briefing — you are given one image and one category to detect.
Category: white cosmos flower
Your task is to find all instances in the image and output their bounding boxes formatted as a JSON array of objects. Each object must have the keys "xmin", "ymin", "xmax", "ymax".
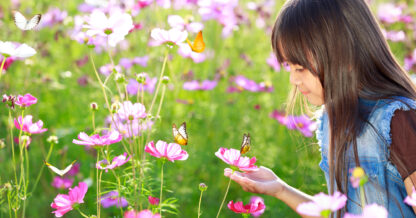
[{"xmin": 0, "ymin": 41, "xmax": 36, "ymax": 58}]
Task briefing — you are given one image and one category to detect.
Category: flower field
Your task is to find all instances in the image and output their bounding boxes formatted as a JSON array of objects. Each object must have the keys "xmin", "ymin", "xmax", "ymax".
[{"xmin": 0, "ymin": 0, "xmax": 415, "ymax": 217}]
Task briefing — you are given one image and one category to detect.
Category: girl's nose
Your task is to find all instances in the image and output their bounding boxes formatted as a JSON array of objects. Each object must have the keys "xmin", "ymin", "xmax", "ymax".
[{"xmin": 289, "ymin": 72, "xmax": 302, "ymax": 86}]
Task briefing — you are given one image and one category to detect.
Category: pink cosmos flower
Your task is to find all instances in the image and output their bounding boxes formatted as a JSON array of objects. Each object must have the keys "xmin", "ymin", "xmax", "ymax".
[
  {"xmin": 168, "ymin": 15, "xmax": 204, "ymax": 33},
  {"xmin": 382, "ymin": 29, "xmax": 405, "ymax": 42},
  {"xmin": 101, "ymin": 191, "xmax": 128, "ymax": 208},
  {"xmin": 296, "ymin": 191, "xmax": 347, "ymax": 217},
  {"xmin": 15, "ymin": 93, "xmax": 37, "ymax": 107},
  {"xmin": 404, "ymin": 187, "xmax": 416, "ymax": 206},
  {"xmin": 119, "ymin": 56, "xmax": 149, "ymax": 69},
  {"xmin": 126, "ymin": 75, "xmax": 157, "ymax": 95},
  {"xmin": 270, "ymin": 111, "xmax": 317, "ymax": 137},
  {"xmin": 250, "ymin": 196, "xmax": 266, "ymax": 217},
  {"xmin": 39, "ymin": 8, "xmax": 68, "ymax": 28},
  {"xmin": 52, "ymin": 176, "xmax": 73, "ymax": 189},
  {"xmin": 183, "ymin": 80, "xmax": 217, "ymax": 90},
  {"xmin": 83, "ymin": 10, "xmax": 133, "ymax": 47},
  {"xmin": 72, "ymin": 131, "xmax": 122, "ymax": 147},
  {"xmin": 215, "ymin": 148, "xmax": 258, "ymax": 172},
  {"xmin": 67, "ymin": 163, "xmax": 80, "ymax": 176},
  {"xmin": 117, "ymin": 101, "xmax": 147, "ymax": 121},
  {"xmin": 51, "ymin": 182, "xmax": 88, "ymax": 217},
  {"xmin": 227, "ymin": 199, "xmax": 265, "ymax": 215},
  {"xmin": 14, "ymin": 136, "xmax": 31, "ymax": 148},
  {"xmin": 377, "ymin": 3, "xmax": 403, "ymax": 24},
  {"xmin": 14, "ymin": 115, "xmax": 48, "ymax": 134},
  {"xmin": 124, "ymin": 209, "xmax": 161, "ymax": 218},
  {"xmin": 144, "ymin": 140, "xmax": 189, "ymax": 162},
  {"xmin": 405, "ymin": 49, "xmax": 416, "ymax": 72},
  {"xmin": 150, "ymin": 28, "xmax": 188, "ymax": 47},
  {"xmin": 96, "ymin": 152, "xmax": 131, "ymax": 172},
  {"xmin": 148, "ymin": 196, "xmax": 160, "ymax": 205},
  {"xmin": 344, "ymin": 203, "xmax": 388, "ymax": 218},
  {"xmin": 0, "ymin": 41, "xmax": 36, "ymax": 58},
  {"xmin": 0, "ymin": 56, "xmax": 15, "ymax": 71},
  {"xmin": 177, "ymin": 42, "xmax": 206, "ymax": 63},
  {"xmin": 99, "ymin": 63, "xmax": 122, "ymax": 76}
]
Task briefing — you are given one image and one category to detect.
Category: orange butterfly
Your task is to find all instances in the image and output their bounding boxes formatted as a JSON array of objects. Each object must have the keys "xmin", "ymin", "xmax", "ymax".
[
  {"xmin": 186, "ymin": 31, "xmax": 205, "ymax": 53},
  {"xmin": 172, "ymin": 122, "xmax": 188, "ymax": 145},
  {"xmin": 240, "ymin": 133, "xmax": 251, "ymax": 154}
]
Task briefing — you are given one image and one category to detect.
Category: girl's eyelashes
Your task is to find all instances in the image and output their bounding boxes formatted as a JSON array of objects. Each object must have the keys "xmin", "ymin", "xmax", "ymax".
[{"xmin": 295, "ymin": 68, "xmax": 305, "ymax": 72}]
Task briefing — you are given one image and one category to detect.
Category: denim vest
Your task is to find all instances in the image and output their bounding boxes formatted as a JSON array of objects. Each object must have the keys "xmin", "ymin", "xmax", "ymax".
[{"xmin": 316, "ymin": 97, "xmax": 416, "ymax": 217}]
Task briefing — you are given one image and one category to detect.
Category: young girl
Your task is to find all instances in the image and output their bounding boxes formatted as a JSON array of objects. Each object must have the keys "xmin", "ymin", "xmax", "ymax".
[{"xmin": 224, "ymin": 0, "xmax": 416, "ymax": 217}]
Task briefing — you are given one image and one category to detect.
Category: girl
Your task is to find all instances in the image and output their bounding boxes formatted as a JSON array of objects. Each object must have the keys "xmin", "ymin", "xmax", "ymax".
[{"xmin": 224, "ymin": 0, "xmax": 416, "ymax": 217}]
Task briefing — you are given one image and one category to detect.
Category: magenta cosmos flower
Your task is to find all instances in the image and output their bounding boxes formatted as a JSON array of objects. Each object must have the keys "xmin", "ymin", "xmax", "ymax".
[
  {"xmin": 14, "ymin": 115, "xmax": 47, "ymax": 134},
  {"xmin": 344, "ymin": 203, "xmax": 388, "ymax": 218},
  {"xmin": 148, "ymin": 196, "xmax": 160, "ymax": 205},
  {"xmin": 227, "ymin": 199, "xmax": 265, "ymax": 215},
  {"xmin": 15, "ymin": 93, "xmax": 37, "ymax": 107},
  {"xmin": 296, "ymin": 191, "xmax": 347, "ymax": 217},
  {"xmin": 117, "ymin": 101, "xmax": 147, "ymax": 121},
  {"xmin": 250, "ymin": 196, "xmax": 266, "ymax": 217},
  {"xmin": 51, "ymin": 182, "xmax": 88, "ymax": 217},
  {"xmin": 96, "ymin": 152, "xmax": 131, "ymax": 172},
  {"xmin": 51, "ymin": 176, "xmax": 73, "ymax": 189},
  {"xmin": 215, "ymin": 148, "xmax": 258, "ymax": 172},
  {"xmin": 101, "ymin": 191, "xmax": 128, "ymax": 208},
  {"xmin": 144, "ymin": 140, "xmax": 189, "ymax": 162},
  {"xmin": 73, "ymin": 131, "xmax": 122, "ymax": 147},
  {"xmin": 150, "ymin": 28, "xmax": 188, "ymax": 47},
  {"xmin": 124, "ymin": 209, "xmax": 161, "ymax": 218},
  {"xmin": 270, "ymin": 110, "xmax": 317, "ymax": 137}
]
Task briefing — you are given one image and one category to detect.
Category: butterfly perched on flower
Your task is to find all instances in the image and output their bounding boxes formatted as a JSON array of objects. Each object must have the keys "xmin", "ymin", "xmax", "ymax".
[
  {"xmin": 186, "ymin": 31, "xmax": 205, "ymax": 53},
  {"xmin": 44, "ymin": 160, "xmax": 76, "ymax": 176},
  {"xmin": 13, "ymin": 11, "xmax": 42, "ymax": 31},
  {"xmin": 172, "ymin": 122, "xmax": 188, "ymax": 145},
  {"xmin": 240, "ymin": 133, "xmax": 251, "ymax": 154}
]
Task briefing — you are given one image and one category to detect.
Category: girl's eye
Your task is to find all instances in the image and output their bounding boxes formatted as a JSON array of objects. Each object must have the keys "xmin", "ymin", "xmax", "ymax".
[{"xmin": 295, "ymin": 68, "xmax": 305, "ymax": 72}]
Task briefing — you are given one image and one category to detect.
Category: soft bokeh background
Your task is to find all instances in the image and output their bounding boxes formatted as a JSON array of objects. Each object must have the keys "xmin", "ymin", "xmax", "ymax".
[{"xmin": 0, "ymin": 0, "xmax": 415, "ymax": 217}]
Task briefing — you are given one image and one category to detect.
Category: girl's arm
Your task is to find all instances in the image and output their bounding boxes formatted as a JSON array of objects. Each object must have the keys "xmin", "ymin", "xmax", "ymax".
[
  {"xmin": 404, "ymin": 172, "xmax": 416, "ymax": 214},
  {"xmin": 224, "ymin": 167, "xmax": 320, "ymax": 218}
]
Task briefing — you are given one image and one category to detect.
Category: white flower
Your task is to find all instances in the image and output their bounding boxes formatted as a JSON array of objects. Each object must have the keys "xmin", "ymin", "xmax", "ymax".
[
  {"xmin": 150, "ymin": 28, "xmax": 188, "ymax": 46},
  {"xmin": 0, "ymin": 41, "xmax": 36, "ymax": 58}
]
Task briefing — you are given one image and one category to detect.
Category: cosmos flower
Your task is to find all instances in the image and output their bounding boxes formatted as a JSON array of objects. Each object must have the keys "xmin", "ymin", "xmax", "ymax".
[
  {"xmin": 296, "ymin": 191, "xmax": 347, "ymax": 217},
  {"xmin": 145, "ymin": 140, "xmax": 189, "ymax": 162},
  {"xmin": 15, "ymin": 93, "xmax": 37, "ymax": 107},
  {"xmin": 72, "ymin": 131, "xmax": 122, "ymax": 147},
  {"xmin": 51, "ymin": 182, "xmax": 88, "ymax": 217},
  {"xmin": 150, "ymin": 28, "xmax": 188, "ymax": 47},
  {"xmin": 100, "ymin": 191, "xmax": 128, "ymax": 208},
  {"xmin": 0, "ymin": 41, "xmax": 36, "ymax": 58},
  {"xmin": 215, "ymin": 148, "xmax": 258, "ymax": 172},
  {"xmin": 96, "ymin": 153, "xmax": 131, "ymax": 172},
  {"xmin": 124, "ymin": 209, "xmax": 161, "ymax": 218},
  {"xmin": 14, "ymin": 115, "xmax": 48, "ymax": 134},
  {"xmin": 344, "ymin": 203, "xmax": 388, "ymax": 218},
  {"xmin": 227, "ymin": 199, "xmax": 265, "ymax": 215},
  {"xmin": 51, "ymin": 176, "xmax": 73, "ymax": 190}
]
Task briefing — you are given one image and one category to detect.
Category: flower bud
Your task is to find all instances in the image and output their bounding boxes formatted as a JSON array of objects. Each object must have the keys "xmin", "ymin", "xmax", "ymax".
[
  {"xmin": 90, "ymin": 102, "xmax": 99, "ymax": 111},
  {"xmin": 136, "ymin": 73, "xmax": 146, "ymax": 84},
  {"xmin": 4, "ymin": 182, "xmax": 12, "ymax": 190},
  {"xmin": 114, "ymin": 73, "xmax": 125, "ymax": 84},
  {"xmin": 0, "ymin": 139, "xmax": 5, "ymax": 149},
  {"xmin": 47, "ymin": 135, "xmax": 59, "ymax": 144},
  {"xmin": 162, "ymin": 76, "xmax": 170, "ymax": 84},
  {"xmin": 111, "ymin": 102, "xmax": 119, "ymax": 113},
  {"xmin": 199, "ymin": 183, "xmax": 208, "ymax": 192}
]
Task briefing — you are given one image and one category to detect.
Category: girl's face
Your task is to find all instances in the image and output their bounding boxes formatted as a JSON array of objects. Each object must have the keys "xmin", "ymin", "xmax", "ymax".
[{"xmin": 287, "ymin": 62, "xmax": 325, "ymax": 106}]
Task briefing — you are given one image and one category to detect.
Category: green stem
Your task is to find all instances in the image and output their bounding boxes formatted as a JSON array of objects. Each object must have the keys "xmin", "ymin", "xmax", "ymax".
[
  {"xmin": 149, "ymin": 50, "xmax": 168, "ymax": 114},
  {"xmin": 197, "ymin": 190, "xmax": 205, "ymax": 218},
  {"xmin": 8, "ymin": 110, "xmax": 18, "ymax": 185},
  {"xmin": 359, "ymin": 185, "xmax": 366, "ymax": 209},
  {"xmin": 96, "ymin": 151, "xmax": 101, "ymax": 217},
  {"xmin": 92, "ymin": 111, "xmax": 96, "ymax": 132},
  {"xmin": 0, "ymin": 56, "xmax": 6, "ymax": 80},
  {"xmin": 159, "ymin": 160, "xmax": 165, "ymax": 217},
  {"xmin": 76, "ymin": 208, "xmax": 89, "ymax": 218},
  {"xmin": 30, "ymin": 142, "xmax": 54, "ymax": 194},
  {"xmin": 155, "ymin": 85, "xmax": 167, "ymax": 119},
  {"xmin": 216, "ymin": 177, "xmax": 232, "ymax": 218}
]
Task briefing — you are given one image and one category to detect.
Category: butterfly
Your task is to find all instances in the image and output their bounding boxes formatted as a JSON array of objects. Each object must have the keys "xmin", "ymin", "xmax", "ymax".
[
  {"xmin": 240, "ymin": 133, "xmax": 251, "ymax": 154},
  {"xmin": 172, "ymin": 122, "xmax": 188, "ymax": 146},
  {"xmin": 186, "ymin": 31, "xmax": 205, "ymax": 53},
  {"xmin": 44, "ymin": 160, "xmax": 76, "ymax": 176},
  {"xmin": 13, "ymin": 11, "xmax": 42, "ymax": 31}
]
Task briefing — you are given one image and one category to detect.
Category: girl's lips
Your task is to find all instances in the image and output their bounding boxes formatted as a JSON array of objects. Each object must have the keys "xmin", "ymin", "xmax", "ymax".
[{"xmin": 300, "ymin": 90, "xmax": 310, "ymax": 95}]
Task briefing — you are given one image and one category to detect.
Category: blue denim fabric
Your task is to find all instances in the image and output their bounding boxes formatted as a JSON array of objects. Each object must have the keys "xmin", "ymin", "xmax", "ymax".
[{"xmin": 316, "ymin": 97, "xmax": 416, "ymax": 217}]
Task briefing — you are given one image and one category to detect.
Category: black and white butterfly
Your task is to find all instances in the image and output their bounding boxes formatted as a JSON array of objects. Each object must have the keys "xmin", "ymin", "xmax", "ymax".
[{"xmin": 13, "ymin": 11, "xmax": 42, "ymax": 31}]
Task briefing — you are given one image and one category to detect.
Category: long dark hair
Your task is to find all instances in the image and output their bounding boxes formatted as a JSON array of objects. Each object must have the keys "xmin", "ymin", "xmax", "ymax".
[{"xmin": 271, "ymin": 0, "xmax": 416, "ymax": 216}]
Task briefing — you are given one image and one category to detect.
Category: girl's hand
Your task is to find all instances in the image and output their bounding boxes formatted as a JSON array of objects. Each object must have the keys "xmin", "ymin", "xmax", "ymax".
[{"xmin": 224, "ymin": 166, "xmax": 288, "ymax": 198}]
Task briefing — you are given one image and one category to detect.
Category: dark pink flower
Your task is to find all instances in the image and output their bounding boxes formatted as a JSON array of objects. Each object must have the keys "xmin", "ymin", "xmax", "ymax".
[
  {"xmin": 124, "ymin": 209, "xmax": 161, "ymax": 218},
  {"xmin": 148, "ymin": 196, "xmax": 160, "ymax": 205},
  {"xmin": 67, "ymin": 163, "xmax": 80, "ymax": 176},
  {"xmin": 215, "ymin": 148, "xmax": 258, "ymax": 172},
  {"xmin": 15, "ymin": 93, "xmax": 37, "ymax": 107},
  {"xmin": 14, "ymin": 115, "xmax": 48, "ymax": 134},
  {"xmin": 51, "ymin": 182, "xmax": 88, "ymax": 217},
  {"xmin": 72, "ymin": 131, "xmax": 122, "ymax": 147},
  {"xmin": 51, "ymin": 176, "xmax": 73, "ymax": 189},
  {"xmin": 249, "ymin": 196, "xmax": 265, "ymax": 217},
  {"xmin": 227, "ymin": 199, "xmax": 265, "ymax": 215},
  {"xmin": 144, "ymin": 140, "xmax": 189, "ymax": 162},
  {"xmin": 101, "ymin": 191, "xmax": 128, "ymax": 208}
]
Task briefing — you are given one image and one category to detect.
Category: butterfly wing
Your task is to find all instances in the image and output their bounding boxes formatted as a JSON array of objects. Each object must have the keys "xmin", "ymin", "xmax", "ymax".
[
  {"xmin": 13, "ymin": 11, "xmax": 28, "ymax": 30},
  {"xmin": 186, "ymin": 31, "xmax": 205, "ymax": 53},
  {"xmin": 240, "ymin": 133, "xmax": 251, "ymax": 154},
  {"xmin": 45, "ymin": 160, "xmax": 76, "ymax": 176},
  {"xmin": 25, "ymin": 14, "xmax": 42, "ymax": 30},
  {"xmin": 173, "ymin": 122, "xmax": 188, "ymax": 145}
]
